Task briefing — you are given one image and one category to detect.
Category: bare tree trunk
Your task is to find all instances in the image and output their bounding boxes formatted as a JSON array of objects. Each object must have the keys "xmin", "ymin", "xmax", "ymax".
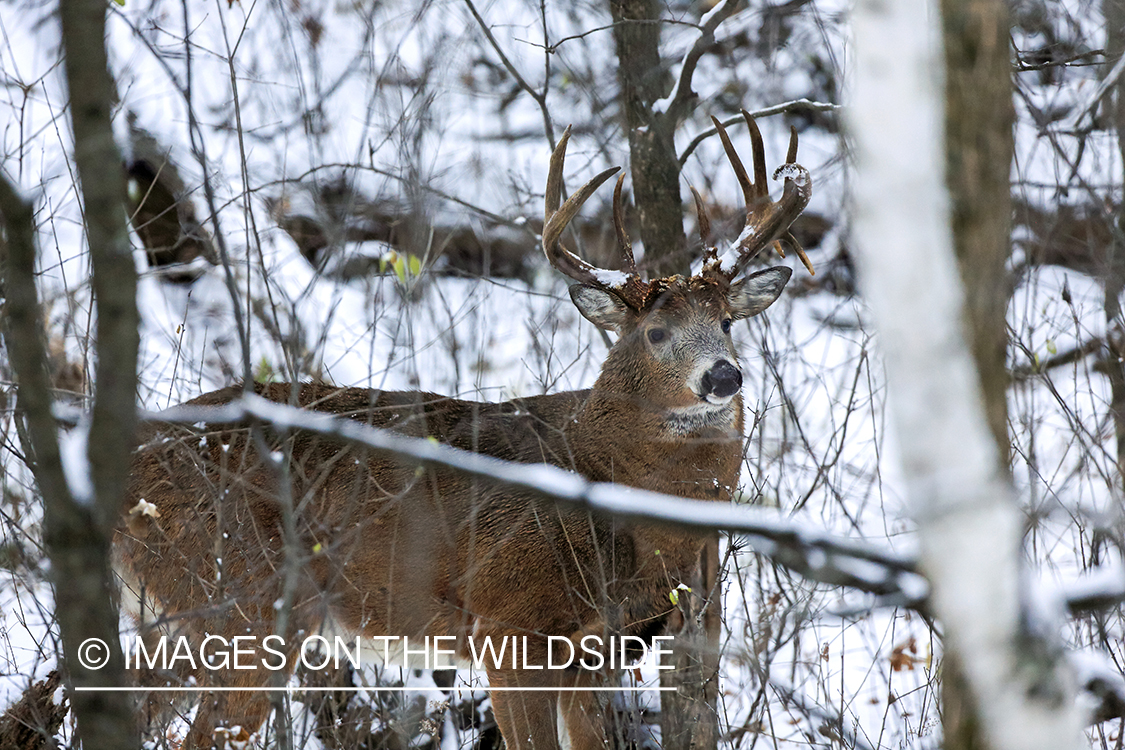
[
  {"xmin": 849, "ymin": 0, "xmax": 1083, "ymax": 747},
  {"xmin": 609, "ymin": 0, "xmax": 688, "ymax": 277},
  {"xmin": 940, "ymin": 0, "xmax": 1015, "ymax": 746},
  {"xmin": 0, "ymin": 0, "xmax": 139, "ymax": 746},
  {"xmin": 941, "ymin": 652, "xmax": 990, "ymax": 750},
  {"xmin": 943, "ymin": 0, "xmax": 1015, "ymax": 462}
]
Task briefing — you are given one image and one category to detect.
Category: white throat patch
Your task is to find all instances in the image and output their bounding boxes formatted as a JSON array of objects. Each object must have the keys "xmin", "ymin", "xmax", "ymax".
[{"xmin": 664, "ymin": 401, "xmax": 737, "ymax": 435}]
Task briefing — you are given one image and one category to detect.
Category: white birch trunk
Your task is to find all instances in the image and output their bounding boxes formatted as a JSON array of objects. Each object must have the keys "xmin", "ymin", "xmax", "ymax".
[{"xmin": 847, "ymin": 0, "xmax": 1084, "ymax": 747}]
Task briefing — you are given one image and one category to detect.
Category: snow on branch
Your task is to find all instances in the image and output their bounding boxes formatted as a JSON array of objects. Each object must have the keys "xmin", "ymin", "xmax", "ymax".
[
  {"xmin": 141, "ymin": 394, "xmax": 927, "ymax": 601},
  {"xmin": 1061, "ymin": 557, "xmax": 1125, "ymax": 614},
  {"xmin": 1073, "ymin": 649, "xmax": 1125, "ymax": 725}
]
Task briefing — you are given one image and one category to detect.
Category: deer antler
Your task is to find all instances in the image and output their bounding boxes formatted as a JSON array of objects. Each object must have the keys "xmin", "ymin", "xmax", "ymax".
[
  {"xmin": 703, "ymin": 110, "xmax": 814, "ymax": 280},
  {"xmin": 612, "ymin": 172, "xmax": 637, "ymax": 274},
  {"xmin": 543, "ymin": 127, "xmax": 651, "ymax": 308},
  {"xmin": 690, "ymin": 186, "xmax": 712, "ymax": 250}
]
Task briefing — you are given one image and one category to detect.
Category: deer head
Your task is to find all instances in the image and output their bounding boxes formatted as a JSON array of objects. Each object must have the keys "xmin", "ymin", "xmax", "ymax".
[{"xmin": 543, "ymin": 111, "xmax": 812, "ymax": 429}]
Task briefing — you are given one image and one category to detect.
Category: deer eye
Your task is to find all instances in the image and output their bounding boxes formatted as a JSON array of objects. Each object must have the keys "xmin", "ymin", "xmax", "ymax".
[
  {"xmin": 721, "ymin": 319, "xmax": 732, "ymax": 334},
  {"xmin": 647, "ymin": 328, "xmax": 666, "ymax": 344}
]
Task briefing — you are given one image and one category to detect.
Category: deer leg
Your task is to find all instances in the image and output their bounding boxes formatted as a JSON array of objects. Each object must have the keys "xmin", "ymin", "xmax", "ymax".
[
  {"xmin": 488, "ymin": 668, "xmax": 561, "ymax": 750},
  {"xmin": 178, "ymin": 606, "xmax": 304, "ymax": 749},
  {"xmin": 557, "ymin": 668, "xmax": 611, "ymax": 750},
  {"xmin": 183, "ymin": 686, "xmax": 275, "ymax": 750}
]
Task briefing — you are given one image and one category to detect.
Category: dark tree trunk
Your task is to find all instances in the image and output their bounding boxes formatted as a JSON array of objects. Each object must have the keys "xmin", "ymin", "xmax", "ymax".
[
  {"xmin": 61, "ymin": 0, "xmax": 140, "ymax": 517},
  {"xmin": 943, "ymin": 0, "xmax": 1015, "ymax": 462},
  {"xmin": 609, "ymin": 0, "xmax": 688, "ymax": 278},
  {"xmin": 0, "ymin": 0, "xmax": 139, "ymax": 747},
  {"xmin": 940, "ymin": 0, "xmax": 1015, "ymax": 746}
]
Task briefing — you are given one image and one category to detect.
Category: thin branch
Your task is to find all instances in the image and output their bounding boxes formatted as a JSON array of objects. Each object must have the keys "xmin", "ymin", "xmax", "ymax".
[
  {"xmin": 1013, "ymin": 48, "xmax": 1105, "ymax": 72},
  {"xmin": 133, "ymin": 395, "xmax": 926, "ymax": 600},
  {"xmin": 213, "ymin": 5, "xmax": 298, "ymax": 747},
  {"xmin": 678, "ymin": 99, "xmax": 840, "ymax": 165},
  {"xmin": 463, "ymin": 0, "xmax": 555, "ymax": 147},
  {"xmin": 0, "ymin": 174, "xmax": 72, "ymax": 535},
  {"xmin": 179, "ymin": 0, "xmax": 253, "ymax": 385},
  {"xmin": 768, "ymin": 678, "xmax": 877, "ymax": 750},
  {"xmin": 1058, "ymin": 51, "xmax": 1125, "ymax": 133},
  {"xmin": 518, "ymin": 18, "xmax": 705, "ymax": 54},
  {"xmin": 285, "ymin": 163, "xmax": 519, "ymax": 228}
]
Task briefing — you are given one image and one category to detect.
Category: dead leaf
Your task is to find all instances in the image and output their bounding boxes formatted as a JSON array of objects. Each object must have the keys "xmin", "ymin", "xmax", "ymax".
[{"xmin": 890, "ymin": 638, "xmax": 917, "ymax": 672}]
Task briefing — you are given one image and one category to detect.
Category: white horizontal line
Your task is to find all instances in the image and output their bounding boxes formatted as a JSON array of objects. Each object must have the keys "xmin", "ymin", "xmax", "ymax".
[{"xmin": 74, "ymin": 686, "xmax": 673, "ymax": 693}]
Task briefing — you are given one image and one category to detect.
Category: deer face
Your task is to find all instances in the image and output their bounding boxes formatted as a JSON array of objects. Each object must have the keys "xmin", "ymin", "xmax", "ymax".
[
  {"xmin": 569, "ymin": 265, "xmax": 791, "ymax": 421},
  {"xmin": 542, "ymin": 113, "xmax": 810, "ymax": 428}
]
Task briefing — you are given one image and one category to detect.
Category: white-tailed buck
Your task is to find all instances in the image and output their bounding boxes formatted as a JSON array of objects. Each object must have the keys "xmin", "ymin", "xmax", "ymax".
[{"xmin": 115, "ymin": 111, "xmax": 812, "ymax": 749}]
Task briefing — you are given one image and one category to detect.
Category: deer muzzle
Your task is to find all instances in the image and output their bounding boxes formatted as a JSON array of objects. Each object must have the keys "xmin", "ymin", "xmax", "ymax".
[{"xmin": 700, "ymin": 359, "xmax": 743, "ymax": 400}]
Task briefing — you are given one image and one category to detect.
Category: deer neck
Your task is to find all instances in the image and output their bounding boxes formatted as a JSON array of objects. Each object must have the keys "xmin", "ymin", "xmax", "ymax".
[
  {"xmin": 567, "ymin": 374, "xmax": 744, "ymax": 502},
  {"xmin": 569, "ymin": 380, "xmax": 739, "ymax": 596}
]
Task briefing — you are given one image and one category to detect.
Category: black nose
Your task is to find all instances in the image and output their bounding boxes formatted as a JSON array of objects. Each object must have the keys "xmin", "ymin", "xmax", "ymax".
[{"xmin": 700, "ymin": 360, "xmax": 742, "ymax": 399}]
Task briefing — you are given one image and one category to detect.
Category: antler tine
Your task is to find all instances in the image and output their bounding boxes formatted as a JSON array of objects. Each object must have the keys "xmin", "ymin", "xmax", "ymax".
[
  {"xmin": 710, "ymin": 116, "xmax": 756, "ymax": 208},
  {"xmin": 776, "ymin": 124, "xmax": 816, "ymax": 275},
  {"xmin": 787, "ymin": 231, "xmax": 815, "ymax": 275},
  {"xmin": 690, "ymin": 186, "xmax": 713, "ymax": 251},
  {"xmin": 542, "ymin": 127, "xmax": 634, "ymax": 291},
  {"xmin": 776, "ymin": 125, "xmax": 815, "ymax": 274},
  {"xmin": 542, "ymin": 166, "xmax": 621, "ymax": 286},
  {"xmin": 612, "ymin": 172, "xmax": 636, "ymax": 273},
  {"xmin": 545, "ymin": 126, "xmax": 573, "ymax": 218},
  {"xmin": 741, "ymin": 110, "xmax": 769, "ymax": 197}
]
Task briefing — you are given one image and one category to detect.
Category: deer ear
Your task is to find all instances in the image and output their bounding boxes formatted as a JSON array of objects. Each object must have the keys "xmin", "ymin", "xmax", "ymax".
[
  {"xmin": 569, "ymin": 284, "xmax": 632, "ymax": 332},
  {"xmin": 728, "ymin": 266, "xmax": 792, "ymax": 319}
]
